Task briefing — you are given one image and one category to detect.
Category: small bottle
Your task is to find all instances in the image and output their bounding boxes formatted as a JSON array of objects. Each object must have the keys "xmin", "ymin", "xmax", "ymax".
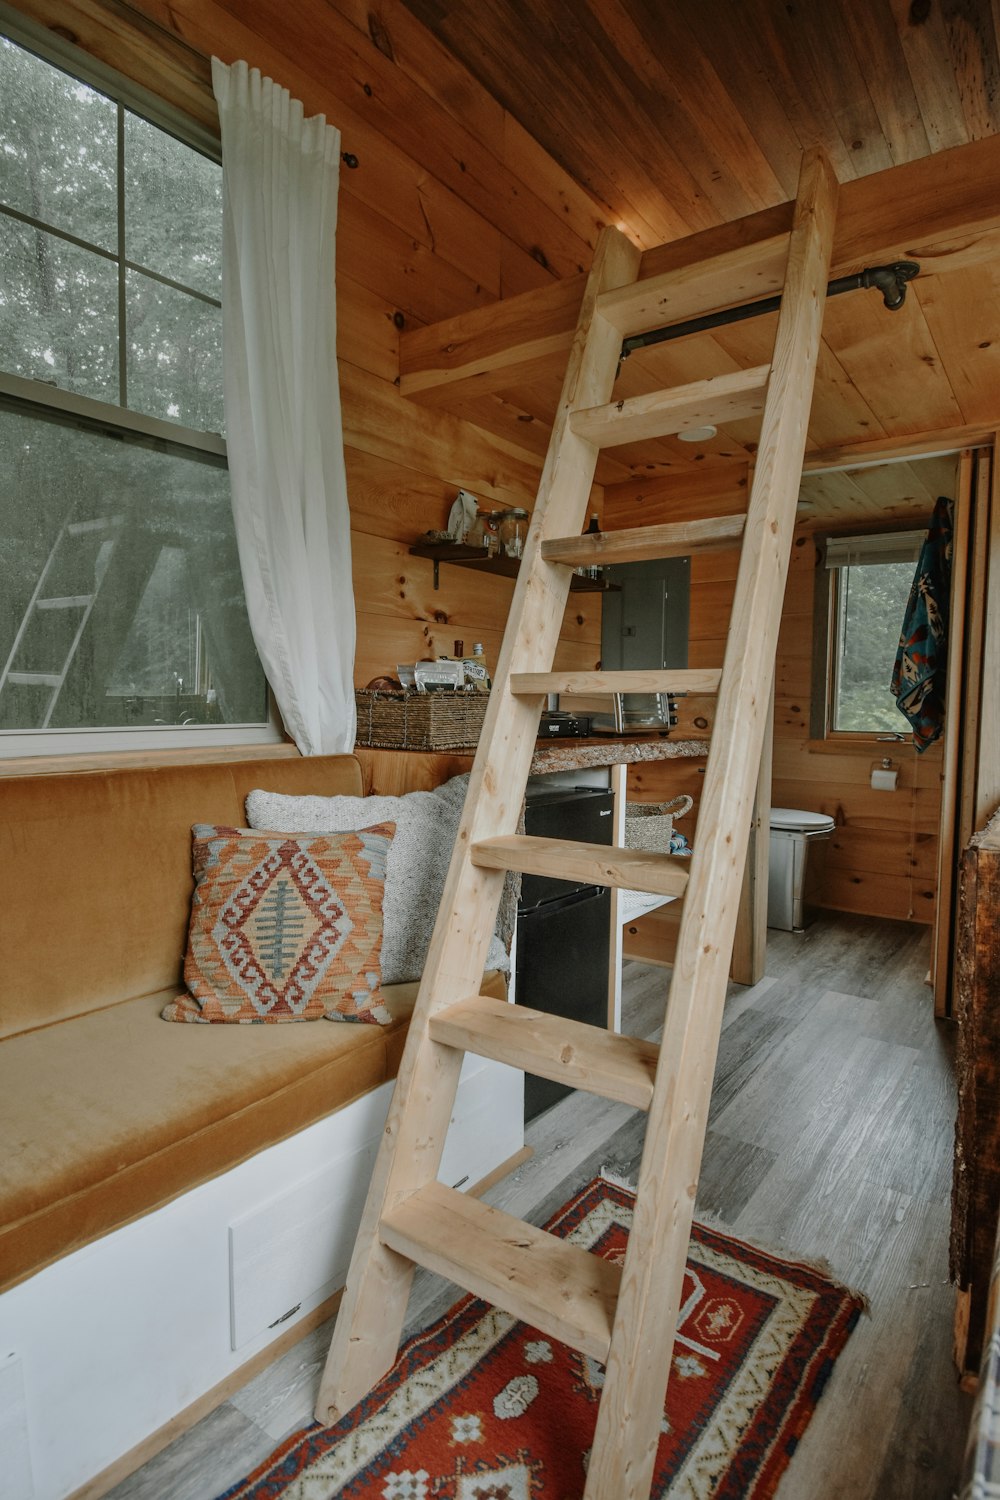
[
  {"xmin": 483, "ymin": 511, "xmax": 502, "ymax": 557},
  {"xmin": 452, "ymin": 640, "xmax": 473, "ymax": 690},
  {"xmin": 466, "ymin": 642, "xmax": 491, "ymax": 694},
  {"xmin": 585, "ymin": 512, "xmax": 601, "ymax": 578}
]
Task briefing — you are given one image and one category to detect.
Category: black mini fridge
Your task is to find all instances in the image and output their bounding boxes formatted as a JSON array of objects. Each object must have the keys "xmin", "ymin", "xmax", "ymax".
[{"xmin": 517, "ymin": 784, "xmax": 614, "ymax": 1122}]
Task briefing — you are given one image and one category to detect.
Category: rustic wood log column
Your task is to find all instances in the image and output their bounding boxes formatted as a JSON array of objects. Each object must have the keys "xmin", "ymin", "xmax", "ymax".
[{"xmin": 951, "ymin": 809, "xmax": 1000, "ymax": 1377}]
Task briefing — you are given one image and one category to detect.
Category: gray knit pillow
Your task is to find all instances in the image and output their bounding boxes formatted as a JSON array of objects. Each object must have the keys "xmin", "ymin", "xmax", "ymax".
[{"xmin": 245, "ymin": 774, "xmax": 509, "ymax": 986}]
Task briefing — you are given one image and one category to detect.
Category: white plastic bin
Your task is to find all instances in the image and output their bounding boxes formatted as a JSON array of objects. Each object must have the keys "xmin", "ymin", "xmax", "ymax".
[{"xmin": 767, "ymin": 807, "xmax": 835, "ymax": 931}]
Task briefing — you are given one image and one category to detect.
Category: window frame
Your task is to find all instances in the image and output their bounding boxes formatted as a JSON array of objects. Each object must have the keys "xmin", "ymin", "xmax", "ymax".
[
  {"xmin": 811, "ymin": 526, "xmax": 924, "ymax": 745},
  {"xmin": 0, "ymin": 9, "xmax": 280, "ymax": 759}
]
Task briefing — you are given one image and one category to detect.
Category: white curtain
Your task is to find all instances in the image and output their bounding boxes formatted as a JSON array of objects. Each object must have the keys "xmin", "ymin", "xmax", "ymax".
[{"xmin": 212, "ymin": 58, "xmax": 356, "ymax": 755}]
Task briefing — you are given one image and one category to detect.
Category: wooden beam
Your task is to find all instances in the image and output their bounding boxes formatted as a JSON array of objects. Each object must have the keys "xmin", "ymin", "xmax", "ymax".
[
  {"xmin": 802, "ymin": 422, "xmax": 999, "ymax": 473},
  {"xmin": 933, "ymin": 450, "xmax": 975, "ymax": 1015},
  {"xmin": 471, "ymin": 834, "xmax": 691, "ymax": 898},
  {"xmin": 379, "ymin": 1182, "xmax": 620, "ymax": 1365},
  {"xmin": 511, "ymin": 668, "xmax": 721, "ymax": 697},
  {"xmin": 542, "ymin": 515, "xmax": 746, "ymax": 566},
  {"xmin": 429, "ymin": 995, "xmax": 660, "ymax": 1110},
  {"xmin": 977, "ymin": 441, "xmax": 1000, "ymax": 828},
  {"xmin": 599, "ymin": 240, "xmax": 789, "ymax": 338},
  {"xmin": 399, "ymin": 274, "xmax": 587, "ymax": 404},
  {"xmin": 401, "ymin": 134, "xmax": 1000, "ymax": 408},
  {"xmin": 569, "ymin": 366, "xmax": 769, "ymax": 448}
]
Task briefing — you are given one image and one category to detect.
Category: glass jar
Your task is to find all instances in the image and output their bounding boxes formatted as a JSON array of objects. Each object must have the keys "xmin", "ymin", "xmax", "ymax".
[
  {"xmin": 482, "ymin": 510, "xmax": 503, "ymax": 557},
  {"xmin": 499, "ymin": 507, "xmax": 529, "ymax": 559},
  {"xmin": 465, "ymin": 512, "xmax": 487, "ymax": 552}
]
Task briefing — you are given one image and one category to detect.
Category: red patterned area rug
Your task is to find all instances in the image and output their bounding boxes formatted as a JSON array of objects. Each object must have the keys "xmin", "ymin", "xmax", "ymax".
[{"xmin": 219, "ymin": 1177, "xmax": 864, "ymax": 1500}]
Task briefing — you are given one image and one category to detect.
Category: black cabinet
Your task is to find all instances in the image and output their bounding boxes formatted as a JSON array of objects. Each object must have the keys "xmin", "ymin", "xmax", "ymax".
[
  {"xmin": 600, "ymin": 556, "xmax": 690, "ymax": 671},
  {"xmin": 517, "ymin": 785, "xmax": 614, "ymax": 1122}
]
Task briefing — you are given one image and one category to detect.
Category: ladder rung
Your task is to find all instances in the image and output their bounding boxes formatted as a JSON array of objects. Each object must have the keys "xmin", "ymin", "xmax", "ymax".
[
  {"xmin": 5, "ymin": 672, "xmax": 61, "ymax": 687},
  {"xmin": 36, "ymin": 595, "xmax": 94, "ymax": 610},
  {"xmin": 471, "ymin": 835, "xmax": 690, "ymax": 898},
  {"xmin": 541, "ymin": 515, "xmax": 745, "ymax": 569},
  {"xmin": 380, "ymin": 1182, "xmax": 619, "ymax": 1363},
  {"xmin": 511, "ymin": 668, "xmax": 721, "ymax": 697},
  {"xmin": 67, "ymin": 517, "xmax": 120, "ymax": 536},
  {"xmin": 430, "ymin": 995, "xmax": 660, "ymax": 1110},
  {"xmin": 570, "ymin": 365, "xmax": 769, "ymax": 449},
  {"xmin": 597, "ymin": 231, "xmax": 790, "ymax": 337}
]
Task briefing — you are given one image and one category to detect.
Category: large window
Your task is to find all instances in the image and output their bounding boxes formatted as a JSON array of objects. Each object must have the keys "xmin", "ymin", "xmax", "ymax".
[
  {"xmin": 822, "ymin": 530, "xmax": 923, "ymax": 737},
  {"xmin": 0, "ymin": 21, "xmax": 271, "ymax": 753}
]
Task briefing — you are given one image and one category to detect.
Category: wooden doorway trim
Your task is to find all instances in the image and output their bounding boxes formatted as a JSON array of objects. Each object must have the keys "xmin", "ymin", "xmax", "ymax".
[{"xmin": 933, "ymin": 442, "xmax": 997, "ymax": 1016}]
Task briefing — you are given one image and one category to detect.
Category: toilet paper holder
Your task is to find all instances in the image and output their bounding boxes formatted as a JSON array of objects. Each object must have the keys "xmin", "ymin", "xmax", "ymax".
[{"xmin": 870, "ymin": 756, "xmax": 898, "ymax": 791}]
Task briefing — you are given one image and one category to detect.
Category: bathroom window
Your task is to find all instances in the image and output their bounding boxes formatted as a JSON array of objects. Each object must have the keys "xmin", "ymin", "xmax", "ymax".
[
  {"xmin": 820, "ymin": 530, "xmax": 922, "ymax": 738},
  {"xmin": 0, "ymin": 20, "xmax": 273, "ymax": 756}
]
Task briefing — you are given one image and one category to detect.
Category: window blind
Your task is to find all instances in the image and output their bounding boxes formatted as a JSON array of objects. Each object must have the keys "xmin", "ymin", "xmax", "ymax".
[{"xmin": 823, "ymin": 530, "xmax": 924, "ymax": 568}]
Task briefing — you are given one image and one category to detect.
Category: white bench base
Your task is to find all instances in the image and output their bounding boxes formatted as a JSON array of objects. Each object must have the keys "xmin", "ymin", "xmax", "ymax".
[{"xmin": 0, "ymin": 1055, "xmax": 523, "ymax": 1500}]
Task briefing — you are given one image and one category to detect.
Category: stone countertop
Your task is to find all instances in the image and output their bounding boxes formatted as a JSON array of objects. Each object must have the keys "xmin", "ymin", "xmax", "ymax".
[{"xmin": 529, "ymin": 735, "xmax": 709, "ymax": 773}]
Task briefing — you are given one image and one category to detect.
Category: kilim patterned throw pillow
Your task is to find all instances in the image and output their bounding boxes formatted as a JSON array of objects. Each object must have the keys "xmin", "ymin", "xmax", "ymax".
[{"xmin": 161, "ymin": 823, "xmax": 395, "ymax": 1025}]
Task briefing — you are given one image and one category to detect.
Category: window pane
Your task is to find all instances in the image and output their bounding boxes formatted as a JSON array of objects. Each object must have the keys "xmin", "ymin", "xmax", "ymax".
[
  {"xmin": 126, "ymin": 269, "xmax": 223, "ymax": 432},
  {"xmin": 124, "ymin": 111, "xmax": 221, "ymax": 297},
  {"xmin": 0, "ymin": 36, "xmax": 117, "ymax": 250},
  {"xmin": 0, "ymin": 407, "xmax": 267, "ymax": 732},
  {"xmin": 0, "ymin": 214, "xmax": 120, "ymax": 401},
  {"xmin": 833, "ymin": 560, "xmax": 915, "ymax": 734}
]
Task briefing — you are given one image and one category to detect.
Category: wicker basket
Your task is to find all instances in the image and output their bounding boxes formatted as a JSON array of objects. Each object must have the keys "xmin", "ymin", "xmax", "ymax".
[
  {"xmin": 354, "ymin": 689, "xmax": 489, "ymax": 751},
  {"xmin": 623, "ymin": 794, "xmax": 693, "ymax": 853}
]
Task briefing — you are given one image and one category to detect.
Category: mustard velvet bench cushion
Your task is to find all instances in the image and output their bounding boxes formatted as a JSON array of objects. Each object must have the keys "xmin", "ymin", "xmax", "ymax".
[
  {"xmin": 0, "ymin": 755, "xmax": 506, "ymax": 1296},
  {"xmin": 0, "ymin": 986, "xmax": 399, "ymax": 1294}
]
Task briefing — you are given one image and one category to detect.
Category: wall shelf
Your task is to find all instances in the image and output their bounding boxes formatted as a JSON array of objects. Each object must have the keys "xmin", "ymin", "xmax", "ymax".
[{"xmin": 408, "ymin": 541, "xmax": 619, "ymax": 592}]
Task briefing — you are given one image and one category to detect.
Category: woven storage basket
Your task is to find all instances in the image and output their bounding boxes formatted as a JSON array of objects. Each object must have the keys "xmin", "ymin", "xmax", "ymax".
[
  {"xmin": 623, "ymin": 794, "xmax": 693, "ymax": 853},
  {"xmin": 354, "ymin": 689, "xmax": 489, "ymax": 751}
]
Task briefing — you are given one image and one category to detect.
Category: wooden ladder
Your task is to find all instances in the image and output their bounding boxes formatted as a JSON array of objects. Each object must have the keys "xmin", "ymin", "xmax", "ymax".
[
  {"xmin": 317, "ymin": 146, "xmax": 838, "ymax": 1499},
  {"xmin": 0, "ymin": 509, "xmax": 124, "ymax": 727}
]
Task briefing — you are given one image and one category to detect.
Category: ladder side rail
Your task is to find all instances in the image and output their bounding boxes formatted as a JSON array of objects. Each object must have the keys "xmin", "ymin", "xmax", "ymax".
[
  {"xmin": 316, "ymin": 225, "xmax": 642, "ymax": 1423},
  {"xmin": 0, "ymin": 521, "xmax": 70, "ymax": 694},
  {"xmin": 39, "ymin": 536, "xmax": 120, "ymax": 728},
  {"xmin": 584, "ymin": 146, "xmax": 840, "ymax": 1500}
]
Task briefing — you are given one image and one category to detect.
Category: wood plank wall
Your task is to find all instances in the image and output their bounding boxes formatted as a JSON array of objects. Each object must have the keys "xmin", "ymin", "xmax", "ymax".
[
  {"xmin": 604, "ymin": 463, "xmax": 943, "ymax": 941},
  {"xmin": 2, "ymin": 0, "xmax": 946, "ymax": 899},
  {"xmin": 773, "ymin": 525, "xmax": 941, "ymax": 926},
  {"xmin": 6, "ymin": 0, "xmax": 613, "ymax": 695}
]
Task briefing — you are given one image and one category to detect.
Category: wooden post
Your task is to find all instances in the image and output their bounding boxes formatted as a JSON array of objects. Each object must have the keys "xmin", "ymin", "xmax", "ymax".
[
  {"xmin": 933, "ymin": 449, "xmax": 974, "ymax": 1016},
  {"xmin": 731, "ymin": 681, "xmax": 774, "ymax": 985},
  {"xmin": 951, "ymin": 812, "xmax": 1000, "ymax": 1377},
  {"xmin": 976, "ymin": 441, "xmax": 1000, "ymax": 828},
  {"xmin": 583, "ymin": 146, "xmax": 839, "ymax": 1500},
  {"xmin": 607, "ymin": 762, "xmax": 627, "ymax": 1031}
]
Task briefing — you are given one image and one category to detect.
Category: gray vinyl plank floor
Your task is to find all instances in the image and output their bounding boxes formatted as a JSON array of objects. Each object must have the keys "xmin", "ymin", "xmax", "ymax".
[{"xmin": 106, "ymin": 913, "xmax": 972, "ymax": 1500}]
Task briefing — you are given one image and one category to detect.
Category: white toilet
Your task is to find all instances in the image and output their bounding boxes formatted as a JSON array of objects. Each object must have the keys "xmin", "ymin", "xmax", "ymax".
[{"xmin": 767, "ymin": 807, "xmax": 836, "ymax": 931}]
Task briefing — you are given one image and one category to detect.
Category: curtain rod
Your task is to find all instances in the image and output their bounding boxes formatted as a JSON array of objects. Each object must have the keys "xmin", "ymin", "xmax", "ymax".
[{"xmin": 619, "ymin": 261, "xmax": 920, "ymax": 363}]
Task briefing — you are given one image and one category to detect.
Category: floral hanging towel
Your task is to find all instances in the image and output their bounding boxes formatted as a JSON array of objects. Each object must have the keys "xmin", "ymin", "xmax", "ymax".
[{"xmin": 890, "ymin": 495, "xmax": 953, "ymax": 752}]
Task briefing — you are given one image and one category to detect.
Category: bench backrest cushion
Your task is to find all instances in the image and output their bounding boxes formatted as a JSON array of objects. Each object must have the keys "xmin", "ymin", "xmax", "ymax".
[{"xmin": 0, "ymin": 754, "xmax": 364, "ymax": 1041}]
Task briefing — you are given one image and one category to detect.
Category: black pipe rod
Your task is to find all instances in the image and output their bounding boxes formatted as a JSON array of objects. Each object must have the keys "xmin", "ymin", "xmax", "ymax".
[{"xmin": 620, "ymin": 260, "xmax": 920, "ymax": 360}]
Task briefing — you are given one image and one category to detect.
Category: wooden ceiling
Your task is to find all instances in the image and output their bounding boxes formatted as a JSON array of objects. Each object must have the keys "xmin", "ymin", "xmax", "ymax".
[
  {"xmin": 400, "ymin": 0, "xmax": 1000, "ymax": 249},
  {"xmin": 399, "ymin": 0, "xmax": 1000, "ymax": 504},
  {"xmin": 798, "ymin": 453, "xmax": 959, "ymax": 528}
]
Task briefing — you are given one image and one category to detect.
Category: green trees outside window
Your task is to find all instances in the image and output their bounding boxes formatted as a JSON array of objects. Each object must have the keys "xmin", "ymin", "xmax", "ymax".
[
  {"xmin": 0, "ymin": 30, "xmax": 268, "ymax": 742},
  {"xmin": 830, "ymin": 559, "xmax": 914, "ymax": 735}
]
